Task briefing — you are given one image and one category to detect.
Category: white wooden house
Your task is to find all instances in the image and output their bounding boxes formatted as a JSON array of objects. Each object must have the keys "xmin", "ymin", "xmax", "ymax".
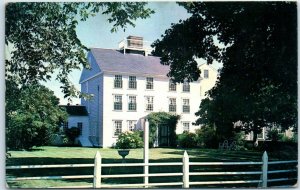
[{"xmin": 79, "ymin": 36, "xmax": 218, "ymax": 147}]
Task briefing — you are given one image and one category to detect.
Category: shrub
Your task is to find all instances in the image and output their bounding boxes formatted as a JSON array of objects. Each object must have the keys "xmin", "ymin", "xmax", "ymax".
[
  {"xmin": 65, "ymin": 127, "xmax": 81, "ymax": 145},
  {"xmin": 232, "ymin": 132, "xmax": 247, "ymax": 150},
  {"xmin": 116, "ymin": 131, "xmax": 143, "ymax": 149},
  {"xmin": 177, "ymin": 131, "xmax": 197, "ymax": 148},
  {"xmin": 267, "ymin": 129, "xmax": 283, "ymax": 142},
  {"xmin": 195, "ymin": 126, "xmax": 218, "ymax": 148}
]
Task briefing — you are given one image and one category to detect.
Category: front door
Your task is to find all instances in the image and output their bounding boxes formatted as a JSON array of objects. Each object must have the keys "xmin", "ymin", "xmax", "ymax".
[{"xmin": 158, "ymin": 124, "xmax": 170, "ymax": 147}]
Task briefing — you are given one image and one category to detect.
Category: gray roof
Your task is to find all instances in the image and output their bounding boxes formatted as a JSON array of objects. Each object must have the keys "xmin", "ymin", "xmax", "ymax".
[
  {"xmin": 60, "ymin": 105, "xmax": 88, "ymax": 116},
  {"xmin": 90, "ymin": 48, "xmax": 170, "ymax": 76}
]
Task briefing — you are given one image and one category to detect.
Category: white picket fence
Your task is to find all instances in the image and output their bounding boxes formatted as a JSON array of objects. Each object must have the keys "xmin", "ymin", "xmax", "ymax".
[{"xmin": 6, "ymin": 151, "xmax": 297, "ymax": 188}]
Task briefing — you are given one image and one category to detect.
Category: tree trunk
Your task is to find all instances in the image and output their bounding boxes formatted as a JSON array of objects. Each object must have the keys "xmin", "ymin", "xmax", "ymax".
[{"xmin": 253, "ymin": 131, "xmax": 258, "ymax": 147}]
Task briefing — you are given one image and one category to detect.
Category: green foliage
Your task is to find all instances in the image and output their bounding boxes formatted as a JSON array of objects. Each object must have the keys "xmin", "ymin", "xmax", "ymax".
[
  {"xmin": 147, "ymin": 112, "xmax": 180, "ymax": 147},
  {"xmin": 177, "ymin": 131, "xmax": 197, "ymax": 148},
  {"xmin": 153, "ymin": 2, "xmax": 297, "ymax": 142},
  {"xmin": 5, "ymin": 2, "xmax": 154, "ymax": 100},
  {"xmin": 195, "ymin": 126, "xmax": 218, "ymax": 148},
  {"xmin": 267, "ymin": 129, "xmax": 283, "ymax": 142},
  {"xmin": 6, "ymin": 84, "xmax": 67, "ymax": 150},
  {"xmin": 65, "ymin": 127, "xmax": 81, "ymax": 145},
  {"xmin": 115, "ymin": 131, "xmax": 143, "ymax": 149}
]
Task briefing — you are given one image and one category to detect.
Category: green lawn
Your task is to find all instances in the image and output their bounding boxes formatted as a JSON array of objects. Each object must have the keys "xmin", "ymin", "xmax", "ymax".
[{"xmin": 6, "ymin": 146, "xmax": 297, "ymax": 188}]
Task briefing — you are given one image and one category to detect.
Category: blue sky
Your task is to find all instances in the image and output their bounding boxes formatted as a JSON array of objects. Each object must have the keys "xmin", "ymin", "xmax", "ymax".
[{"xmin": 44, "ymin": 2, "xmax": 192, "ymax": 105}]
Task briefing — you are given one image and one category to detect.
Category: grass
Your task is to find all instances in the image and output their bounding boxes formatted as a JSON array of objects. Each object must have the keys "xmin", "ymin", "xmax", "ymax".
[{"xmin": 6, "ymin": 146, "xmax": 297, "ymax": 188}]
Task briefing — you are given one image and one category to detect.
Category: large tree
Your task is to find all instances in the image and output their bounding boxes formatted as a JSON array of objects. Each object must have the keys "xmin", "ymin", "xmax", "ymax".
[
  {"xmin": 152, "ymin": 2, "xmax": 297, "ymax": 142},
  {"xmin": 6, "ymin": 85, "xmax": 68, "ymax": 150},
  {"xmin": 5, "ymin": 2, "xmax": 154, "ymax": 98}
]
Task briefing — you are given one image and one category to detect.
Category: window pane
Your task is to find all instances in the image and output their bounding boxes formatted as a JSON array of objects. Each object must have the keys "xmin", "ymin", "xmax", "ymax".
[
  {"xmin": 146, "ymin": 77, "xmax": 153, "ymax": 89},
  {"xmin": 169, "ymin": 80, "xmax": 176, "ymax": 91},
  {"xmin": 114, "ymin": 121, "xmax": 122, "ymax": 136},
  {"xmin": 145, "ymin": 96, "xmax": 154, "ymax": 111},
  {"xmin": 128, "ymin": 96, "xmax": 137, "ymax": 111},
  {"xmin": 183, "ymin": 81, "xmax": 190, "ymax": 92},
  {"xmin": 77, "ymin": 122, "xmax": 83, "ymax": 135},
  {"xmin": 114, "ymin": 75, "xmax": 123, "ymax": 88},
  {"xmin": 169, "ymin": 98, "xmax": 176, "ymax": 112},
  {"xmin": 183, "ymin": 122, "xmax": 190, "ymax": 132},
  {"xmin": 129, "ymin": 76, "xmax": 137, "ymax": 89},
  {"xmin": 114, "ymin": 95, "xmax": 122, "ymax": 110},
  {"xmin": 183, "ymin": 99, "xmax": 190, "ymax": 113}
]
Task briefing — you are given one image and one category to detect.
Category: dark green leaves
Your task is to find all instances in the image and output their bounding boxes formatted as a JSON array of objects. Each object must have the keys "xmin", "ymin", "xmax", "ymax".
[{"xmin": 5, "ymin": 2, "xmax": 154, "ymax": 99}]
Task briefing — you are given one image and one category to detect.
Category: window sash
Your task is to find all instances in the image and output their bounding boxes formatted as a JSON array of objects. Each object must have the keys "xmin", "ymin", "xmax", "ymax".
[
  {"xmin": 182, "ymin": 82, "xmax": 190, "ymax": 92},
  {"xmin": 129, "ymin": 76, "xmax": 137, "ymax": 89},
  {"xmin": 114, "ymin": 95, "xmax": 122, "ymax": 110},
  {"xmin": 183, "ymin": 122, "xmax": 190, "ymax": 132},
  {"xmin": 145, "ymin": 96, "xmax": 153, "ymax": 111},
  {"xmin": 169, "ymin": 105, "xmax": 176, "ymax": 112},
  {"xmin": 128, "ymin": 103, "xmax": 137, "ymax": 111},
  {"xmin": 114, "ymin": 121, "xmax": 122, "ymax": 136},
  {"xmin": 183, "ymin": 105, "xmax": 190, "ymax": 113},
  {"xmin": 169, "ymin": 81, "xmax": 176, "ymax": 91},
  {"xmin": 114, "ymin": 75, "xmax": 123, "ymax": 88},
  {"xmin": 146, "ymin": 77, "xmax": 154, "ymax": 89}
]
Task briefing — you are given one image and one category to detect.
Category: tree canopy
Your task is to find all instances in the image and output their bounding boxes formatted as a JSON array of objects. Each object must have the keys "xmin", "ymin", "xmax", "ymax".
[
  {"xmin": 152, "ymin": 2, "xmax": 297, "ymax": 141},
  {"xmin": 5, "ymin": 2, "xmax": 154, "ymax": 99},
  {"xmin": 6, "ymin": 85, "xmax": 67, "ymax": 150}
]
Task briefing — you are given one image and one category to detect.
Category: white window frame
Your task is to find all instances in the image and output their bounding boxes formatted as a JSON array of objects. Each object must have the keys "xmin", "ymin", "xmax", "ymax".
[
  {"xmin": 182, "ymin": 81, "xmax": 190, "ymax": 92},
  {"xmin": 182, "ymin": 98, "xmax": 190, "ymax": 113},
  {"xmin": 113, "ymin": 120, "xmax": 123, "ymax": 137},
  {"xmin": 145, "ymin": 96, "xmax": 154, "ymax": 111},
  {"xmin": 169, "ymin": 80, "xmax": 176, "ymax": 91},
  {"xmin": 169, "ymin": 98, "xmax": 176, "ymax": 112},
  {"xmin": 113, "ymin": 94, "xmax": 122, "ymax": 111},
  {"xmin": 128, "ymin": 76, "xmax": 137, "ymax": 89},
  {"xmin": 146, "ymin": 77, "xmax": 154, "ymax": 90},
  {"xmin": 128, "ymin": 95, "xmax": 137, "ymax": 111},
  {"xmin": 182, "ymin": 122, "xmax": 190, "ymax": 132},
  {"xmin": 114, "ymin": 75, "xmax": 123, "ymax": 88}
]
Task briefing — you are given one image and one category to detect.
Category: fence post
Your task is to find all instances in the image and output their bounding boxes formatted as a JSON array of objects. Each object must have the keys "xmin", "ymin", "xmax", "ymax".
[
  {"xmin": 183, "ymin": 151, "xmax": 189, "ymax": 188},
  {"xmin": 261, "ymin": 151, "xmax": 268, "ymax": 188},
  {"xmin": 144, "ymin": 119, "xmax": 149, "ymax": 187},
  {"xmin": 93, "ymin": 151, "xmax": 101, "ymax": 188}
]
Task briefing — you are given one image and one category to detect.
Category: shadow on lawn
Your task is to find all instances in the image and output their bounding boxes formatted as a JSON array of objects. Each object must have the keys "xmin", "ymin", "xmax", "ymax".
[{"xmin": 161, "ymin": 149, "xmax": 262, "ymax": 161}]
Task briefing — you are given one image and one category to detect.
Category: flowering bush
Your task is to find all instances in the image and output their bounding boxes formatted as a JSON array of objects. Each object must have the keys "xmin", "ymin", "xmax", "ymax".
[{"xmin": 115, "ymin": 131, "xmax": 143, "ymax": 149}]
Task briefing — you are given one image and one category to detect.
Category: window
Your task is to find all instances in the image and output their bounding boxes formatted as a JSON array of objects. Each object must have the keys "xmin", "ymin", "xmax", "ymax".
[
  {"xmin": 128, "ymin": 96, "xmax": 137, "ymax": 111},
  {"xmin": 169, "ymin": 80, "xmax": 176, "ymax": 91},
  {"xmin": 114, "ymin": 95, "xmax": 122, "ymax": 110},
  {"xmin": 183, "ymin": 122, "xmax": 190, "ymax": 132},
  {"xmin": 114, "ymin": 75, "xmax": 123, "ymax": 88},
  {"xmin": 77, "ymin": 122, "xmax": 83, "ymax": 135},
  {"xmin": 146, "ymin": 77, "xmax": 154, "ymax": 89},
  {"xmin": 169, "ymin": 98, "xmax": 176, "ymax": 112},
  {"xmin": 113, "ymin": 120, "xmax": 122, "ymax": 136},
  {"xmin": 182, "ymin": 81, "xmax": 190, "ymax": 92},
  {"xmin": 145, "ymin": 96, "xmax": 154, "ymax": 111},
  {"xmin": 204, "ymin": 70, "xmax": 209, "ymax": 79},
  {"xmin": 182, "ymin": 99, "xmax": 190, "ymax": 113},
  {"xmin": 127, "ymin": 120, "xmax": 137, "ymax": 131},
  {"xmin": 128, "ymin": 76, "xmax": 137, "ymax": 89}
]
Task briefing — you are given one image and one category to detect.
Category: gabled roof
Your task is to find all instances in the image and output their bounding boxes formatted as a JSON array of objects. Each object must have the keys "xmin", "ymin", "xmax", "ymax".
[
  {"xmin": 89, "ymin": 48, "xmax": 170, "ymax": 76},
  {"xmin": 60, "ymin": 105, "xmax": 88, "ymax": 116}
]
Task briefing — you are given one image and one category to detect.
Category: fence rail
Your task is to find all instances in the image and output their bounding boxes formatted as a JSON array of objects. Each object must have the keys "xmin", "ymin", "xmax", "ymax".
[{"xmin": 6, "ymin": 151, "xmax": 297, "ymax": 188}]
